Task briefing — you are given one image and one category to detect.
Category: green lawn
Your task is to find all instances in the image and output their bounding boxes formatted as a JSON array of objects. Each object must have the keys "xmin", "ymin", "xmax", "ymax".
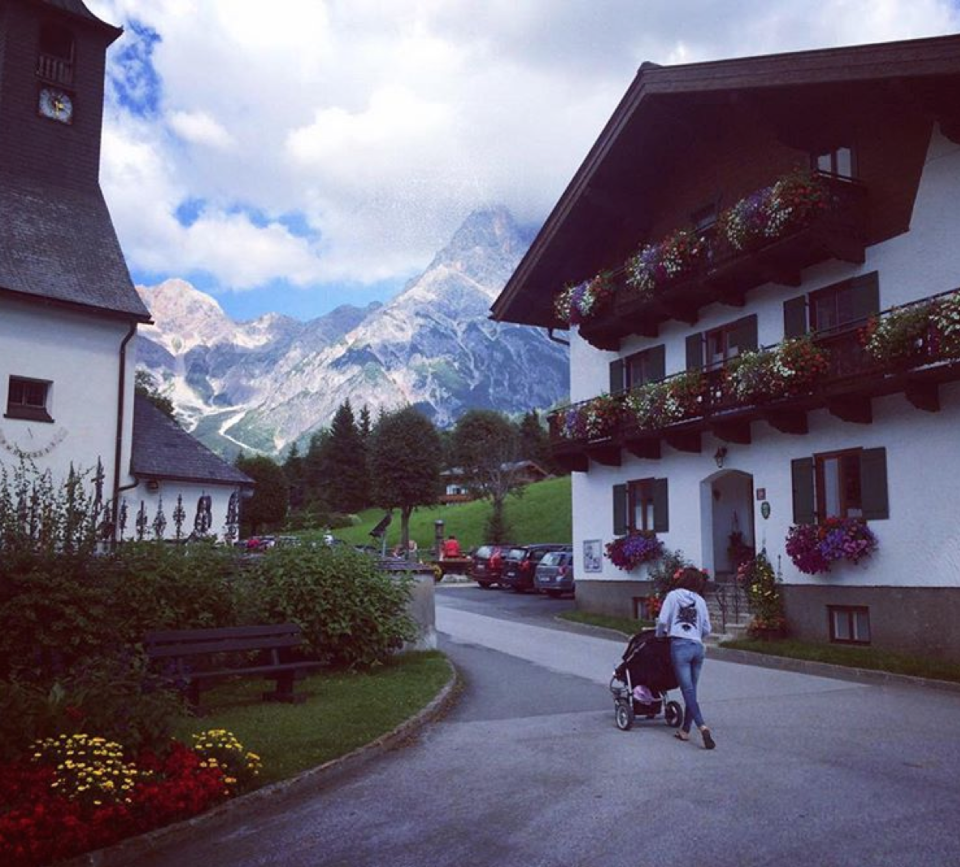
[
  {"xmin": 303, "ymin": 475, "xmax": 572, "ymax": 553},
  {"xmin": 560, "ymin": 611, "xmax": 654, "ymax": 635},
  {"xmin": 174, "ymin": 651, "xmax": 452, "ymax": 786}
]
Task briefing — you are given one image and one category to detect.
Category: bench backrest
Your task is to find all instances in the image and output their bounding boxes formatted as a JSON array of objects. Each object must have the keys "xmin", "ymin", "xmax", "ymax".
[{"xmin": 144, "ymin": 623, "xmax": 304, "ymax": 659}]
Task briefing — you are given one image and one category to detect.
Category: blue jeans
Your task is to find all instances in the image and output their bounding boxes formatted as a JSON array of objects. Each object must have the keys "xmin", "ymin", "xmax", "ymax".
[{"xmin": 670, "ymin": 638, "xmax": 706, "ymax": 733}]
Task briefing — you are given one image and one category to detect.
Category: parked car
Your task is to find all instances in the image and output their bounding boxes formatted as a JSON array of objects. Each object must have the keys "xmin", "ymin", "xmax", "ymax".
[
  {"xmin": 501, "ymin": 544, "xmax": 569, "ymax": 593},
  {"xmin": 470, "ymin": 543, "xmax": 513, "ymax": 589},
  {"xmin": 534, "ymin": 548, "xmax": 575, "ymax": 597}
]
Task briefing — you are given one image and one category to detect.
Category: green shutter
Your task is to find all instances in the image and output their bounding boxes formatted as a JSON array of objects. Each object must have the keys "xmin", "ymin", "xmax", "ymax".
[
  {"xmin": 783, "ymin": 296, "xmax": 808, "ymax": 339},
  {"xmin": 613, "ymin": 484, "xmax": 627, "ymax": 535},
  {"xmin": 652, "ymin": 478, "xmax": 669, "ymax": 533},
  {"xmin": 860, "ymin": 447, "xmax": 889, "ymax": 520},
  {"xmin": 648, "ymin": 344, "xmax": 666, "ymax": 382},
  {"xmin": 686, "ymin": 333, "xmax": 703, "ymax": 370},
  {"xmin": 791, "ymin": 457, "xmax": 816, "ymax": 525},
  {"xmin": 734, "ymin": 314, "xmax": 759, "ymax": 352},
  {"xmin": 609, "ymin": 360, "xmax": 625, "ymax": 394},
  {"xmin": 849, "ymin": 272, "xmax": 880, "ymax": 324}
]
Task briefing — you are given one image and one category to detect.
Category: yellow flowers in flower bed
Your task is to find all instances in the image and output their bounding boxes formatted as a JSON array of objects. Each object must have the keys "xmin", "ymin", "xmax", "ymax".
[
  {"xmin": 31, "ymin": 733, "xmax": 138, "ymax": 809},
  {"xmin": 192, "ymin": 729, "xmax": 262, "ymax": 795}
]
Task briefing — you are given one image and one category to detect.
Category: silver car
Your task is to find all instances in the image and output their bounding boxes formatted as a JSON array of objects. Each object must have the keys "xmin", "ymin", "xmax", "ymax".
[{"xmin": 534, "ymin": 549, "xmax": 574, "ymax": 597}]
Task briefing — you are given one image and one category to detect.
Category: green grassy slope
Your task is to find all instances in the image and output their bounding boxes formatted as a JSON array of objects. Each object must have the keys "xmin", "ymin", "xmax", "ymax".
[{"xmin": 306, "ymin": 475, "xmax": 572, "ymax": 553}]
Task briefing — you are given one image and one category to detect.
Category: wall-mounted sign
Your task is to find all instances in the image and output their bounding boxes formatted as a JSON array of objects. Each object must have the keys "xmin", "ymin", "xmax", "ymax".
[
  {"xmin": 583, "ymin": 539, "xmax": 603, "ymax": 572},
  {"xmin": 760, "ymin": 501, "xmax": 771, "ymax": 519},
  {"xmin": 756, "ymin": 488, "xmax": 766, "ymax": 500}
]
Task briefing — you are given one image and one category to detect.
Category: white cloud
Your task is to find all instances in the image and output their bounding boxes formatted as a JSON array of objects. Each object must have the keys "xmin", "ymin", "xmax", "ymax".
[
  {"xmin": 87, "ymin": 0, "xmax": 960, "ymax": 306},
  {"xmin": 167, "ymin": 110, "xmax": 236, "ymax": 150}
]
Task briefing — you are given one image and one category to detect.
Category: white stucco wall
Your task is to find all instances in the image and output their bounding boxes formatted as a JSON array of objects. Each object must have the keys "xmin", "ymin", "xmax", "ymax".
[
  {"xmin": 570, "ymin": 127, "xmax": 960, "ymax": 592},
  {"xmin": 117, "ymin": 480, "xmax": 242, "ymax": 544},
  {"xmin": 0, "ymin": 297, "xmax": 136, "ymax": 491}
]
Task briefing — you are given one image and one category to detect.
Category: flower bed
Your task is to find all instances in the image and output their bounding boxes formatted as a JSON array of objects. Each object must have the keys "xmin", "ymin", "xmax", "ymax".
[
  {"xmin": 0, "ymin": 729, "xmax": 259, "ymax": 867},
  {"xmin": 725, "ymin": 336, "xmax": 829, "ymax": 403},
  {"xmin": 605, "ymin": 532, "xmax": 664, "ymax": 571},
  {"xmin": 785, "ymin": 517, "xmax": 878, "ymax": 575},
  {"xmin": 624, "ymin": 370, "xmax": 704, "ymax": 430}
]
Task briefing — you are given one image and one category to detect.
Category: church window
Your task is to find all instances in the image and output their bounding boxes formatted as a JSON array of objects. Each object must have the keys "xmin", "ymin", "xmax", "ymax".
[
  {"xmin": 6, "ymin": 376, "xmax": 54, "ymax": 423},
  {"xmin": 37, "ymin": 22, "xmax": 75, "ymax": 86}
]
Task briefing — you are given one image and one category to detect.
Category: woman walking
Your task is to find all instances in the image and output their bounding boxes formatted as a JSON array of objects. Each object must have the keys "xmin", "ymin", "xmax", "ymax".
[{"xmin": 656, "ymin": 567, "xmax": 716, "ymax": 749}]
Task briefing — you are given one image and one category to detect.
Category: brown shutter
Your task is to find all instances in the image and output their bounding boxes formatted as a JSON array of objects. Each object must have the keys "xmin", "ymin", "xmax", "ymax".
[
  {"xmin": 849, "ymin": 272, "xmax": 880, "ymax": 325},
  {"xmin": 734, "ymin": 314, "xmax": 759, "ymax": 352},
  {"xmin": 648, "ymin": 344, "xmax": 666, "ymax": 382},
  {"xmin": 613, "ymin": 484, "xmax": 627, "ymax": 535},
  {"xmin": 609, "ymin": 360, "xmax": 625, "ymax": 394},
  {"xmin": 783, "ymin": 296, "xmax": 808, "ymax": 339},
  {"xmin": 860, "ymin": 447, "xmax": 889, "ymax": 520},
  {"xmin": 686, "ymin": 333, "xmax": 703, "ymax": 370},
  {"xmin": 791, "ymin": 457, "xmax": 816, "ymax": 525},
  {"xmin": 652, "ymin": 478, "xmax": 669, "ymax": 533}
]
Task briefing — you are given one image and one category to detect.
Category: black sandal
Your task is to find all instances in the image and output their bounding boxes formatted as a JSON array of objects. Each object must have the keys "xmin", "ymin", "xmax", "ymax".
[{"xmin": 700, "ymin": 728, "xmax": 716, "ymax": 750}]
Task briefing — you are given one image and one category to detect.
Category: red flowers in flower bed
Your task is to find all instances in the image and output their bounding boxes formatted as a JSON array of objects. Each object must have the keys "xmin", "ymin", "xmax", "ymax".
[{"xmin": 0, "ymin": 743, "xmax": 229, "ymax": 867}]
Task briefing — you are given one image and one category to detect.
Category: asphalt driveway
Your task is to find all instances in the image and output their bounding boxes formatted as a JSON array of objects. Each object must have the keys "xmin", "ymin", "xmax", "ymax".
[{"xmin": 132, "ymin": 591, "xmax": 960, "ymax": 867}]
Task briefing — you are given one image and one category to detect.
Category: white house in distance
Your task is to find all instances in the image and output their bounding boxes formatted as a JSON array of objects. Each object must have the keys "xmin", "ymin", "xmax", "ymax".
[
  {"xmin": 493, "ymin": 35, "xmax": 960, "ymax": 660},
  {"xmin": 0, "ymin": 0, "xmax": 251, "ymax": 542}
]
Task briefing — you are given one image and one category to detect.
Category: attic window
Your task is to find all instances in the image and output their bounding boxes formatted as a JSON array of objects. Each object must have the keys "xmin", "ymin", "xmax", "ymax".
[
  {"xmin": 813, "ymin": 146, "xmax": 855, "ymax": 179},
  {"xmin": 6, "ymin": 376, "xmax": 54, "ymax": 423},
  {"xmin": 37, "ymin": 23, "xmax": 75, "ymax": 86}
]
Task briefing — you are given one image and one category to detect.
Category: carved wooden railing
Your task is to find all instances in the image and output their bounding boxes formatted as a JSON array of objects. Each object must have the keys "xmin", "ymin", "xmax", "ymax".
[
  {"xmin": 36, "ymin": 54, "xmax": 74, "ymax": 86},
  {"xmin": 551, "ymin": 286, "xmax": 960, "ymax": 452}
]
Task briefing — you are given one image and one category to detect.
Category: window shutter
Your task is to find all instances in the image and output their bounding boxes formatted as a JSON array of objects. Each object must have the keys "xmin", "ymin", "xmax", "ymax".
[
  {"xmin": 648, "ymin": 344, "xmax": 666, "ymax": 382},
  {"xmin": 686, "ymin": 333, "xmax": 703, "ymax": 370},
  {"xmin": 860, "ymin": 447, "xmax": 889, "ymax": 520},
  {"xmin": 734, "ymin": 314, "xmax": 759, "ymax": 352},
  {"xmin": 613, "ymin": 484, "xmax": 627, "ymax": 535},
  {"xmin": 652, "ymin": 478, "xmax": 669, "ymax": 533},
  {"xmin": 609, "ymin": 359, "xmax": 625, "ymax": 394},
  {"xmin": 849, "ymin": 272, "xmax": 880, "ymax": 325},
  {"xmin": 791, "ymin": 457, "xmax": 816, "ymax": 525},
  {"xmin": 783, "ymin": 296, "xmax": 808, "ymax": 339}
]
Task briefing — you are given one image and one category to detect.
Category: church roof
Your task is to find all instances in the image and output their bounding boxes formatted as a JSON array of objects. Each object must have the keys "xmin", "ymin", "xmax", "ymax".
[
  {"xmin": 0, "ymin": 171, "xmax": 151, "ymax": 321},
  {"xmin": 131, "ymin": 394, "xmax": 254, "ymax": 488},
  {"xmin": 35, "ymin": 0, "xmax": 123, "ymax": 37}
]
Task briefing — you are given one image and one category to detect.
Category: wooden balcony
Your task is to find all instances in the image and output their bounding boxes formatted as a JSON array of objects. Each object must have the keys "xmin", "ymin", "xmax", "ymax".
[
  {"xmin": 36, "ymin": 54, "xmax": 74, "ymax": 86},
  {"xmin": 551, "ymin": 288, "xmax": 960, "ymax": 471},
  {"xmin": 578, "ymin": 175, "xmax": 868, "ymax": 350}
]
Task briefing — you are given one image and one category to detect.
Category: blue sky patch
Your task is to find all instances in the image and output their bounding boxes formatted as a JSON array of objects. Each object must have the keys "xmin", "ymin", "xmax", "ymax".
[{"xmin": 109, "ymin": 20, "xmax": 162, "ymax": 117}]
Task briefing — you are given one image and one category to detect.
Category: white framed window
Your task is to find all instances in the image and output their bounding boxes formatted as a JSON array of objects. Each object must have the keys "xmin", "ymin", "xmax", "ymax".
[
  {"xmin": 6, "ymin": 376, "xmax": 53, "ymax": 422},
  {"xmin": 829, "ymin": 606, "xmax": 870, "ymax": 645}
]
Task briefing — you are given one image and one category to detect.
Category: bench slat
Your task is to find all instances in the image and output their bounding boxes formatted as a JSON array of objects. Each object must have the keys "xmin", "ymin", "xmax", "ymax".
[
  {"xmin": 145, "ymin": 635, "xmax": 302, "ymax": 658},
  {"xmin": 145, "ymin": 623, "xmax": 302, "ymax": 643}
]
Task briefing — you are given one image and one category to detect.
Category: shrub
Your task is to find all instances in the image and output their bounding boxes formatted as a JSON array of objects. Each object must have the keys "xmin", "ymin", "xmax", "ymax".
[
  {"xmin": 242, "ymin": 546, "xmax": 418, "ymax": 668},
  {"xmin": 737, "ymin": 551, "xmax": 787, "ymax": 636}
]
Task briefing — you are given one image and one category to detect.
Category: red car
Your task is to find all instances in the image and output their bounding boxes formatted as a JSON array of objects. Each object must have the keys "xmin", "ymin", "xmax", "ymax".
[{"xmin": 470, "ymin": 544, "xmax": 513, "ymax": 589}]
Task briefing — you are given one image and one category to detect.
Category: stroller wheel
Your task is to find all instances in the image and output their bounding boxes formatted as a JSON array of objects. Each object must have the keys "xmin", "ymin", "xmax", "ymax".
[
  {"xmin": 664, "ymin": 700, "xmax": 683, "ymax": 728},
  {"xmin": 615, "ymin": 700, "xmax": 635, "ymax": 731}
]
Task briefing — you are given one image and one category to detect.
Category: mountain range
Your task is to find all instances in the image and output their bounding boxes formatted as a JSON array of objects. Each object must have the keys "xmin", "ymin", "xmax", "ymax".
[{"xmin": 136, "ymin": 207, "xmax": 570, "ymax": 457}]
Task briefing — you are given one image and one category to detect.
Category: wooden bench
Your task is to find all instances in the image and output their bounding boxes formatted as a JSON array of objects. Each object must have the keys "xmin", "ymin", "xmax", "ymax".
[
  {"xmin": 431, "ymin": 557, "xmax": 472, "ymax": 579},
  {"xmin": 144, "ymin": 623, "xmax": 322, "ymax": 708}
]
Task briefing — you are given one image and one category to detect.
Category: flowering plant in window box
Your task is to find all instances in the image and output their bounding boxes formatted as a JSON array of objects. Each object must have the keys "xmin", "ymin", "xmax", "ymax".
[
  {"xmin": 725, "ymin": 336, "xmax": 829, "ymax": 403},
  {"xmin": 554, "ymin": 271, "xmax": 616, "ymax": 325},
  {"xmin": 785, "ymin": 517, "xmax": 878, "ymax": 575},
  {"xmin": 715, "ymin": 169, "xmax": 835, "ymax": 255},
  {"xmin": 626, "ymin": 228, "xmax": 707, "ymax": 298},
  {"xmin": 861, "ymin": 303, "xmax": 932, "ymax": 365},
  {"xmin": 558, "ymin": 393, "xmax": 622, "ymax": 441},
  {"xmin": 931, "ymin": 292, "xmax": 960, "ymax": 359},
  {"xmin": 624, "ymin": 370, "xmax": 705, "ymax": 430},
  {"xmin": 605, "ymin": 531, "xmax": 664, "ymax": 571}
]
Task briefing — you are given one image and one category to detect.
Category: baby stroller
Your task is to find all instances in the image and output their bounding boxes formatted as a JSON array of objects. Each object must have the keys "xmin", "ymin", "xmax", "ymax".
[{"xmin": 609, "ymin": 629, "xmax": 683, "ymax": 731}]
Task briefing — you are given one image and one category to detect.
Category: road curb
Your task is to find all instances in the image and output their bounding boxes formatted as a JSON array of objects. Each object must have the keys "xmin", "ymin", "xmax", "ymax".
[
  {"xmin": 60, "ymin": 657, "xmax": 461, "ymax": 867},
  {"xmin": 553, "ymin": 616, "xmax": 960, "ymax": 693}
]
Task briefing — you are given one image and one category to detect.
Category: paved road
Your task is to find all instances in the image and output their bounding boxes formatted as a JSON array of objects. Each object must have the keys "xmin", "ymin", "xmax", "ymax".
[{"xmin": 138, "ymin": 587, "xmax": 960, "ymax": 867}]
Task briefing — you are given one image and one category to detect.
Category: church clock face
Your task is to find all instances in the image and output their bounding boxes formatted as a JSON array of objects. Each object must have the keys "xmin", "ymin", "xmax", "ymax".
[{"xmin": 38, "ymin": 87, "xmax": 74, "ymax": 124}]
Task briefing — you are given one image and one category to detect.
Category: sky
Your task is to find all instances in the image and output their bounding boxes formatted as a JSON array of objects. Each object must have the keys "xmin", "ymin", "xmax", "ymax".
[{"xmin": 88, "ymin": 0, "xmax": 960, "ymax": 322}]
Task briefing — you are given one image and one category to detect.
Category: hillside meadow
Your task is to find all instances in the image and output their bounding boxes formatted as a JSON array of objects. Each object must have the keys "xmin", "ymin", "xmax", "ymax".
[{"xmin": 304, "ymin": 474, "xmax": 572, "ymax": 553}]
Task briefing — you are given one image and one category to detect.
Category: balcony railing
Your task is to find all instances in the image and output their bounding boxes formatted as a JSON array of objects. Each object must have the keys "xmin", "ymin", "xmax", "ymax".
[
  {"xmin": 551, "ymin": 287, "xmax": 960, "ymax": 466},
  {"xmin": 576, "ymin": 173, "xmax": 868, "ymax": 350}
]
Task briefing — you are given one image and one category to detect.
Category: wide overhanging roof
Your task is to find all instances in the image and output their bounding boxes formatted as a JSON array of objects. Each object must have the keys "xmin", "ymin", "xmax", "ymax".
[{"xmin": 491, "ymin": 33, "xmax": 960, "ymax": 328}]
